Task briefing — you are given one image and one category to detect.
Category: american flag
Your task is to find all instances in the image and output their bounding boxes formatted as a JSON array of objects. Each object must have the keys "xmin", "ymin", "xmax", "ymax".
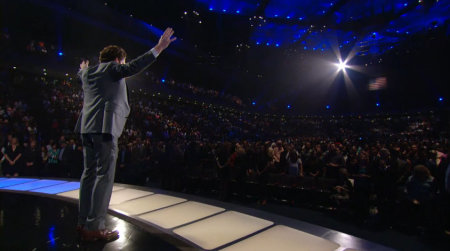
[{"xmin": 368, "ymin": 77, "xmax": 387, "ymax": 91}]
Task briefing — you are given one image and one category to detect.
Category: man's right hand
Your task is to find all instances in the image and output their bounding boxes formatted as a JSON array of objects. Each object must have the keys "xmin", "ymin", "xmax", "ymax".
[{"xmin": 154, "ymin": 27, "xmax": 176, "ymax": 55}]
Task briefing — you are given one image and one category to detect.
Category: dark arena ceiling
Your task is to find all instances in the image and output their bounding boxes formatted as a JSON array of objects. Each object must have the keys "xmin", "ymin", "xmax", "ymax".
[{"xmin": 1, "ymin": 0, "xmax": 449, "ymax": 113}]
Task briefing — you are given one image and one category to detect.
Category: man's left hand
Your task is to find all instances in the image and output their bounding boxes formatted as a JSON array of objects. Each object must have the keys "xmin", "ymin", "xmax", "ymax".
[{"xmin": 80, "ymin": 60, "xmax": 89, "ymax": 70}]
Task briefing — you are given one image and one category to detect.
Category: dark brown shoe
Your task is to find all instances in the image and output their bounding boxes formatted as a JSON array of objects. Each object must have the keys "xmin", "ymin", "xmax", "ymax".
[{"xmin": 81, "ymin": 229, "xmax": 119, "ymax": 242}]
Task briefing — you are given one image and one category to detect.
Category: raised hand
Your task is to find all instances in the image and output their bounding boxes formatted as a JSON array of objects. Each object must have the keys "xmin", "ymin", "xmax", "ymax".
[
  {"xmin": 154, "ymin": 27, "xmax": 176, "ymax": 54},
  {"xmin": 80, "ymin": 60, "xmax": 89, "ymax": 70}
]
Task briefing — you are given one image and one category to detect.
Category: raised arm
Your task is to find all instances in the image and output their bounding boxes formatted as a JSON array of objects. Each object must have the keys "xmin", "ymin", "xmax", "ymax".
[
  {"xmin": 78, "ymin": 60, "xmax": 89, "ymax": 78},
  {"xmin": 111, "ymin": 27, "xmax": 176, "ymax": 79}
]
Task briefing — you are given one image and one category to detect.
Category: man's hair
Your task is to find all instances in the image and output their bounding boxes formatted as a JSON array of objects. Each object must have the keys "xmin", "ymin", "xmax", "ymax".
[{"xmin": 99, "ymin": 45, "xmax": 127, "ymax": 63}]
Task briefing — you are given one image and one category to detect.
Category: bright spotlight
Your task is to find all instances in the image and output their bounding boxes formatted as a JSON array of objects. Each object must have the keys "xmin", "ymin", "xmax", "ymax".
[{"xmin": 335, "ymin": 60, "xmax": 347, "ymax": 71}]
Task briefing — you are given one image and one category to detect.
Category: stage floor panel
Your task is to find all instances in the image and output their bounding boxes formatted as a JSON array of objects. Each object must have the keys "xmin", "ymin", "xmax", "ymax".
[
  {"xmin": 1, "ymin": 179, "xmax": 67, "ymax": 191},
  {"xmin": 173, "ymin": 211, "xmax": 273, "ymax": 250},
  {"xmin": 139, "ymin": 201, "xmax": 225, "ymax": 229},
  {"xmin": 111, "ymin": 194, "xmax": 186, "ymax": 215},
  {"xmin": 109, "ymin": 188, "xmax": 153, "ymax": 205},
  {"xmin": 0, "ymin": 178, "xmax": 38, "ymax": 188},
  {"xmin": 221, "ymin": 225, "xmax": 340, "ymax": 251},
  {"xmin": 58, "ymin": 186, "xmax": 125, "ymax": 199},
  {"xmin": 31, "ymin": 181, "xmax": 80, "ymax": 194}
]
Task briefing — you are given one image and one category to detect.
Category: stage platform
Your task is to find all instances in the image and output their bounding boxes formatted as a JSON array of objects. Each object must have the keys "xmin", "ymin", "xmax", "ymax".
[{"xmin": 0, "ymin": 177, "xmax": 394, "ymax": 251}]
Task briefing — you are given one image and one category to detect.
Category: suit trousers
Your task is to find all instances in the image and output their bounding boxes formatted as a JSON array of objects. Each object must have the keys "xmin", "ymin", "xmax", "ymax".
[{"xmin": 78, "ymin": 133, "xmax": 118, "ymax": 230}]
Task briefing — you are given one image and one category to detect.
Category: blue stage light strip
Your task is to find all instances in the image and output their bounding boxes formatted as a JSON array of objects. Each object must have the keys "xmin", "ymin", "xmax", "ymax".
[
  {"xmin": 1, "ymin": 179, "xmax": 68, "ymax": 191},
  {"xmin": 0, "ymin": 178, "xmax": 7, "ymax": 182},
  {"xmin": 0, "ymin": 178, "xmax": 38, "ymax": 188},
  {"xmin": 31, "ymin": 181, "xmax": 80, "ymax": 194}
]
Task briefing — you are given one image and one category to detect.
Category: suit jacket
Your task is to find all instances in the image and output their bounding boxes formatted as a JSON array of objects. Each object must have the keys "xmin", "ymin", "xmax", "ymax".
[{"xmin": 75, "ymin": 50, "xmax": 157, "ymax": 138}]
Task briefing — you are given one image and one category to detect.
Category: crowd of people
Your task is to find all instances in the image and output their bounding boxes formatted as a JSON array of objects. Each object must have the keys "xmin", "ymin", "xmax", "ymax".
[
  {"xmin": 0, "ymin": 68, "xmax": 449, "ymax": 235},
  {"xmin": 147, "ymin": 76, "xmax": 245, "ymax": 107}
]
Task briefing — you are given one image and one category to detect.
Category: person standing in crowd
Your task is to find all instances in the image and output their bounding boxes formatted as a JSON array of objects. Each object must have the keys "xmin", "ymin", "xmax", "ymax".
[
  {"xmin": 324, "ymin": 144, "xmax": 345, "ymax": 178},
  {"xmin": 59, "ymin": 139, "xmax": 79, "ymax": 178},
  {"xmin": 47, "ymin": 143, "xmax": 60, "ymax": 177},
  {"xmin": 66, "ymin": 140, "xmax": 83, "ymax": 179},
  {"xmin": 405, "ymin": 164, "xmax": 437, "ymax": 229},
  {"xmin": 74, "ymin": 28, "xmax": 176, "ymax": 242},
  {"xmin": 286, "ymin": 148, "xmax": 303, "ymax": 177},
  {"xmin": 215, "ymin": 142, "xmax": 233, "ymax": 201},
  {"xmin": 22, "ymin": 139, "xmax": 41, "ymax": 176},
  {"xmin": 2, "ymin": 136, "xmax": 23, "ymax": 177},
  {"xmin": 444, "ymin": 149, "xmax": 450, "ymax": 236},
  {"xmin": 40, "ymin": 146, "xmax": 49, "ymax": 176},
  {"xmin": 58, "ymin": 140, "xmax": 68, "ymax": 176}
]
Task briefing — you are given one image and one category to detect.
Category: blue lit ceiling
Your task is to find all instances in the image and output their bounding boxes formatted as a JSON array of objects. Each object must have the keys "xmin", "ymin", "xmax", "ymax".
[
  {"xmin": 197, "ymin": 0, "xmax": 260, "ymax": 14},
  {"xmin": 264, "ymin": 0, "xmax": 336, "ymax": 18},
  {"xmin": 197, "ymin": 0, "xmax": 450, "ymax": 55}
]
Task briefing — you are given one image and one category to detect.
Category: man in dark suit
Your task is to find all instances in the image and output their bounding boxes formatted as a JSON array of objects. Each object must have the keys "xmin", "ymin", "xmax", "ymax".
[
  {"xmin": 61, "ymin": 138, "xmax": 82, "ymax": 178},
  {"xmin": 75, "ymin": 28, "xmax": 176, "ymax": 242},
  {"xmin": 22, "ymin": 139, "xmax": 41, "ymax": 177}
]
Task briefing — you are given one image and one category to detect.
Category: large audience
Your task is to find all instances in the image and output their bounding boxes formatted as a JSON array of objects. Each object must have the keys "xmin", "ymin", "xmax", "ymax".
[{"xmin": 1, "ymin": 67, "xmax": 449, "ymax": 235}]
